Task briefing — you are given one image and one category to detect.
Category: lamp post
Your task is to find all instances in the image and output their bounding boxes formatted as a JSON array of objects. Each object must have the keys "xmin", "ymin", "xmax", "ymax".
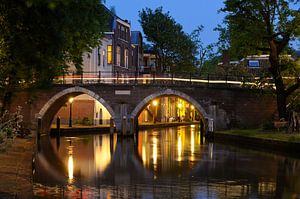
[
  {"xmin": 69, "ymin": 97, "xmax": 74, "ymax": 127},
  {"xmin": 152, "ymin": 100, "xmax": 158, "ymax": 123},
  {"xmin": 177, "ymin": 102, "xmax": 182, "ymax": 122}
]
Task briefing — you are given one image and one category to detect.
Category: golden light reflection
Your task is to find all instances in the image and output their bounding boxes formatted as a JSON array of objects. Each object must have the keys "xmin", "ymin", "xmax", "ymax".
[
  {"xmin": 68, "ymin": 147, "xmax": 74, "ymax": 183},
  {"xmin": 191, "ymin": 130, "xmax": 195, "ymax": 161},
  {"xmin": 177, "ymin": 133, "xmax": 182, "ymax": 161},
  {"xmin": 142, "ymin": 145, "xmax": 147, "ymax": 166},
  {"xmin": 191, "ymin": 105, "xmax": 195, "ymax": 110},
  {"xmin": 94, "ymin": 135, "xmax": 112, "ymax": 174},
  {"xmin": 153, "ymin": 137, "xmax": 157, "ymax": 165},
  {"xmin": 209, "ymin": 143, "xmax": 214, "ymax": 160}
]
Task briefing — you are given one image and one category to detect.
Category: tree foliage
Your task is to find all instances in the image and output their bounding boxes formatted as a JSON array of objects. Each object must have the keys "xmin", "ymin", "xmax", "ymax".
[
  {"xmin": 139, "ymin": 7, "xmax": 197, "ymax": 73},
  {"xmin": 0, "ymin": 0, "xmax": 108, "ymax": 113},
  {"xmin": 220, "ymin": 0, "xmax": 300, "ymax": 119},
  {"xmin": 190, "ymin": 26, "xmax": 215, "ymax": 69}
]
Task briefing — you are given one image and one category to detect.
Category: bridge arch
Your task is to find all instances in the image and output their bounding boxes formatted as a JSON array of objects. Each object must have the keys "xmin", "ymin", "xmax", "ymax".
[
  {"xmin": 37, "ymin": 86, "xmax": 115, "ymax": 133},
  {"xmin": 130, "ymin": 88, "xmax": 208, "ymax": 121}
]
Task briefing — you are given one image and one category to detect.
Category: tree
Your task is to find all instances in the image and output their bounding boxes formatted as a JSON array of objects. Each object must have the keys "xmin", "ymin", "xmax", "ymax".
[
  {"xmin": 139, "ymin": 7, "xmax": 197, "ymax": 73},
  {"xmin": 190, "ymin": 26, "xmax": 215, "ymax": 69},
  {"xmin": 220, "ymin": 0, "xmax": 300, "ymax": 119},
  {"xmin": 0, "ymin": 0, "xmax": 108, "ymax": 114}
]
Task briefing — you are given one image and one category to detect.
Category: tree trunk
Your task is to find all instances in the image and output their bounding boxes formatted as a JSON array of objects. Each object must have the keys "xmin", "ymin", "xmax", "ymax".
[
  {"xmin": 275, "ymin": 81, "xmax": 287, "ymax": 119},
  {"xmin": 269, "ymin": 40, "xmax": 287, "ymax": 119}
]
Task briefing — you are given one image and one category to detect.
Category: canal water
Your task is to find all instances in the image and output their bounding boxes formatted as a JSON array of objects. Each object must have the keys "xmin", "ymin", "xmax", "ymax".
[{"xmin": 33, "ymin": 126, "xmax": 300, "ymax": 198}]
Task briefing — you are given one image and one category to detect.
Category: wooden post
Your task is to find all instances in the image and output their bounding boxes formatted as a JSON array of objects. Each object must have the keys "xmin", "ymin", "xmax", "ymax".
[
  {"xmin": 122, "ymin": 116, "xmax": 127, "ymax": 136},
  {"xmin": 110, "ymin": 118, "xmax": 114, "ymax": 134},
  {"xmin": 200, "ymin": 120, "xmax": 204, "ymax": 144},
  {"xmin": 56, "ymin": 117, "xmax": 61, "ymax": 149},
  {"xmin": 37, "ymin": 117, "xmax": 42, "ymax": 141},
  {"xmin": 130, "ymin": 118, "xmax": 135, "ymax": 135},
  {"xmin": 56, "ymin": 117, "xmax": 61, "ymax": 136}
]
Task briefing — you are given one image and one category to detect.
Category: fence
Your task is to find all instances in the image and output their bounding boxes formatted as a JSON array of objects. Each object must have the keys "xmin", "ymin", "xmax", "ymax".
[{"xmin": 53, "ymin": 70, "xmax": 277, "ymax": 88}]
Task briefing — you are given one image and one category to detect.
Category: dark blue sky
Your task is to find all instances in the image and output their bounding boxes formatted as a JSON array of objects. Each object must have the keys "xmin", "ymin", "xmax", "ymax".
[{"xmin": 105, "ymin": 0, "xmax": 225, "ymax": 46}]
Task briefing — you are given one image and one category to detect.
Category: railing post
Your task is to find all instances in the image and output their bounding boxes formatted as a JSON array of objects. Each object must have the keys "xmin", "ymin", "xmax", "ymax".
[
  {"xmin": 98, "ymin": 71, "xmax": 101, "ymax": 84},
  {"xmin": 135, "ymin": 71, "xmax": 138, "ymax": 84},
  {"xmin": 172, "ymin": 73, "xmax": 174, "ymax": 85},
  {"xmin": 189, "ymin": 72, "xmax": 192, "ymax": 85},
  {"xmin": 62, "ymin": 71, "xmax": 65, "ymax": 84},
  {"xmin": 81, "ymin": 71, "xmax": 83, "ymax": 84},
  {"xmin": 152, "ymin": 71, "xmax": 155, "ymax": 84},
  {"xmin": 207, "ymin": 73, "xmax": 210, "ymax": 86},
  {"xmin": 116, "ymin": 71, "xmax": 119, "ymax": 84},
  {"xmin": 72, "ymin": 72, "xmax": 75, "ymax": 85},
  {"xmin": 225, "ymin": 74, "xmax": 228, "ymax": 86}
]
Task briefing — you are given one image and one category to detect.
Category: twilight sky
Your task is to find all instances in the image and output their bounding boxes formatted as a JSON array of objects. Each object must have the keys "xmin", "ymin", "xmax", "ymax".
[{"xmin": 105, "ymin": 0, "xmax": 225, "ymax": 46}]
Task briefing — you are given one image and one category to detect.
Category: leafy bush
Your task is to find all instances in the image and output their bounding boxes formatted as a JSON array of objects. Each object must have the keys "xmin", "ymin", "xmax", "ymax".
[{"xmin": 75, "ymin": 117, "xmax": 93, "ymax": 126}]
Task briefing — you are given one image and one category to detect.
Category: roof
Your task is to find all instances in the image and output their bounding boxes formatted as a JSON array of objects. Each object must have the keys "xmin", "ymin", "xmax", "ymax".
[
  {"xmin": 102, "ymin": 4, "xmax": 130, "ymax": 31},
  {"xmin": 131, "ymin": 31, "xmax": 142, "ymax": 45}
]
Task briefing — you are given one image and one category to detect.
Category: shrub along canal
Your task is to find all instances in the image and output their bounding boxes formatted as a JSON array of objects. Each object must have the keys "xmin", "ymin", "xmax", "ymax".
[{"xmin": 32, "ymin": 125, "xmax": 300, "ymax": 198}]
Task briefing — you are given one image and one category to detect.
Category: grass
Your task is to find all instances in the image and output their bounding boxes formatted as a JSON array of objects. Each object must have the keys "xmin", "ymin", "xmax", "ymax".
[{"xmin": 217, "ymin": 129, "xmax": 300, "ymax": 143}]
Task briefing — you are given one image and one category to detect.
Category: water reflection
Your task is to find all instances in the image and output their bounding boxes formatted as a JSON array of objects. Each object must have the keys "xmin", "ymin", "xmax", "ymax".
[{"xmin": 34, "ymin": 126, "xmax": 300, "ymax": 198}]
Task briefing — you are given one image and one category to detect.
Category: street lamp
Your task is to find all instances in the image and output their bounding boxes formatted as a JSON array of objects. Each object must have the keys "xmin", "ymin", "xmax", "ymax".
[
  {"xmin": 177, "ymin": 102, "xmax": 182, "ymax": 122},
  {"xmin": 152, "ymin": 100, "xmax": 158, "ymax": 123},
  {"xmin": 69, "ymin": 97, "xmax": 74, "ymax": 127}
]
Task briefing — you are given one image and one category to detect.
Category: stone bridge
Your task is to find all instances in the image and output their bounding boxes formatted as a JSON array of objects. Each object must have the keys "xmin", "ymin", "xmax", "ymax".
[{"xmin": 9, "ymin": 84, "xmax": 276, "ymax": 134}]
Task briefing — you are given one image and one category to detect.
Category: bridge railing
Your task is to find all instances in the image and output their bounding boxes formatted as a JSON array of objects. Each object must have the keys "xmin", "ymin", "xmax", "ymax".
[{"xmin": 53, "ymin": 71, "xmax": 277, "ymax": 88}]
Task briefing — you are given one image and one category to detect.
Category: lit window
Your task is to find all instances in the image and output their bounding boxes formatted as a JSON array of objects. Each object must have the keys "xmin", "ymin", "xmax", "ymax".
[
  {"xmin": 107, "ymin": 45, "xmax": 112, "ymax": 65},
  {"xmin": 116, "ymin": 46, "xmax": 121, "ymax": 66},
  {"xmin": 124, "ymin": 49, "xmax": 129, "ymax": 68}
]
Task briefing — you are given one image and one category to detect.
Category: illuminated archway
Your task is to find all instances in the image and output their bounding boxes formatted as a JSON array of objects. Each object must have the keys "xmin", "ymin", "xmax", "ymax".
[
  {"xmin": 37, "ymin": 86, "xmax": 115, "ymax": 133},
  {"xmin": 130, "ymin": 89, "xmax": 208, "ymax": 121}
]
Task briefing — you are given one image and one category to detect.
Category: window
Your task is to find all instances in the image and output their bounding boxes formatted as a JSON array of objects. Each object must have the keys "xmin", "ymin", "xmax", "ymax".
[
  {"xmin": 116, "ymin": 46, "xmax": 121, "ymax": 66},
  {"xmin": 102, "ymin": 50, "xmax": 106, "ymax": 67},
  {"xmin": 107, "ymin": 45, "xmax": 112, "ymax": 65},
  {"xmin": 248, "ymin": 60, "xmax": 260, "ymax": 68},
  {"xmin": 124, "ymin": 49, "xmax": 129, "ymax": 68},
  {"xmin": 97, "ymin": 48, "xmax": 101, "ymax": 66}
]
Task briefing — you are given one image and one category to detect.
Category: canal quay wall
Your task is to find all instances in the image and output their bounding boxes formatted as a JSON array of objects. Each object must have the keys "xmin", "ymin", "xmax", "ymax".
[
  {"xmin": 8, "ymin": 84, "xmax": 276, "ymax": 134},
  {"xmin": 0, "ymin": 138, "xmax": 34, "ymax": 198},
  {"xmin": 214, "ymin": 132, "xmax": 300, "ymax": 156}
]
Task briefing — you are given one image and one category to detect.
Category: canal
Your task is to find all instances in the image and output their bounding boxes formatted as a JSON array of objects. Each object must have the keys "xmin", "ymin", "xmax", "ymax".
[{"xmin": 33, "ymin": 125, "xmax": 300, "ymax": 198}]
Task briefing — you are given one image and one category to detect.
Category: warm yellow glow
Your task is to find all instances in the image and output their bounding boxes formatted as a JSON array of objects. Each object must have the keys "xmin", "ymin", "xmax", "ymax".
[
  {"xmin": 153, "ymin": 137, "xmax": 157, "ymax": 165},
  {"xmin": 68, "ymin": 154, "xmax": 74, "ymax": 183},
  {"xmin": 191, "ymin": 130, "xmax": 195, "ymax": 155},
  {"xmin": 177, "ymin": 133, "xmax": 182, "ymax": 161},
  {"xmin": 191, "ymin": 105, "xmax": 195, "ymax": 110},
  {"xmin": 152, "ymin": 100, "xmax": 158, "ymax": 106},
  {"xmin": 142, "ymin": 145, "xmax": 147, "ymax": 166},
  {"xmin": 177, "ymin": 103, "xmax": 183, "ymax": 109},
  {"xmin": 69, "ymin": 97, "xmax": 74, "ymax": 103},
  {"xmin": 94, "ymin": 135, "xmax": 111, "ymax": 174},
  {"xmin": 107, "ymin": 45, "xmax": 112, "ymax": 64}
]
